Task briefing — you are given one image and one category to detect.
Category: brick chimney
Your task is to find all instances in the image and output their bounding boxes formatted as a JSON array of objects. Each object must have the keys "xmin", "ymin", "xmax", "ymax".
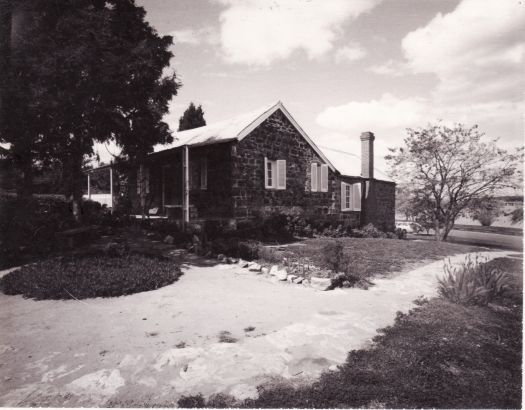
[{"xmin": 360, "ymin": 131, "xmax": 375, "ymax": 179}]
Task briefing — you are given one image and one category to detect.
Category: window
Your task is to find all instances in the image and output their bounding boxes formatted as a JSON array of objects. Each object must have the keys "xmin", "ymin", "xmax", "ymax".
[
  {"xmin": 265, "ymin": 157, "xmax": 286, "ymax": 189},
  {"xmin": 341, "ymin": 182, "xmax": 361, "ymax": 211},
  {"xmin": 200, "ymin": 157, "xmax": 207, "ymax": 190},
  {"xmin": 310, "ymin": 163, "xmax": 328, "ymax": 192}
]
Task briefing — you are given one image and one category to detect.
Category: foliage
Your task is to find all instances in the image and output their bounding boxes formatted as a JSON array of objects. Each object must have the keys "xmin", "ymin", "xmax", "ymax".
[
  {"xmin": 177, "ymin": 394, "xmax": 205, "ymax": 408},
  {"xmin": 1, "ymin": 0, "xmax": 179, "ymax": 220},
  {"xmin": 206, "ymin": 238, "xmax": 260, "ymax": 260},
  {"xmin": 387, "ymin": 122, "xmax": 523, "ymax": 241},
  {"xmin": 322, "ymin": 240, "xmax": 346, "ymax": 272},
  {"xmin": 467, "ymin": 196, "xmax": 503, "ymax": 227},
  {"xmin": 178, "ymin": 102, "xmax": 206, "ymax": 131},
  {"xmin": 438, "ymin": 254, "xmax": 512, "ymax": 305},
  {"xmin": 0, "ymin": 253, "xmax": 182, "ymax": 300}
]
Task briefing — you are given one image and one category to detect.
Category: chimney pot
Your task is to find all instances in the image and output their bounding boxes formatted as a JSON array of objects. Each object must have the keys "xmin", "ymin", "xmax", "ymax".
[{"xmin": 360, "ymin": 131, "xmax": 375, "ymax": 179}]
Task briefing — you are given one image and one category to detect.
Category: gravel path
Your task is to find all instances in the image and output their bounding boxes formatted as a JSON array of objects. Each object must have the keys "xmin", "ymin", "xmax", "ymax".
[{"xmin": 0, "ymin": 250, "xmax": 512, "ymax": 406}]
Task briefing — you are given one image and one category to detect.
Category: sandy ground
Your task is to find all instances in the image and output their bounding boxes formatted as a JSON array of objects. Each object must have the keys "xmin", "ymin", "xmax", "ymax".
[{"xmin": 0, "ymin": 250, "xmax": 513, "ymax": 407}]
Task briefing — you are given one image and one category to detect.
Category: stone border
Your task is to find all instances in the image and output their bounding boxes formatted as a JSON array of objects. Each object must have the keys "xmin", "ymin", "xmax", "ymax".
[{"xmin": 216, "ymin": 254, "xmax": 333, "ymax": 291}]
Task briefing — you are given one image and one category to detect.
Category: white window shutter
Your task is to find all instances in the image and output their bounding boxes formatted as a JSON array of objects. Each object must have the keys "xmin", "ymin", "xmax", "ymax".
[
  {"xmin": 311, "ymin": 163, "xmax": 318, "ymax": 192},
  {"xmin": 264, "ymin": 157, "xmax": 269, "ymax": 188},
  {"xmin": 341, "ymin": 182, "xmax": 346, "ymax": 210},
  {"xmin": 277, "ymin": 160, "xmax": 286, "ymax": 190},
  {"xmin": 320, "ymin": 164, "xmax": 328, "ymax": 192},
  {"xmin": 352, "ymin": 183, "xmax": 361, "ymax": 211},
  {"xmin": 200, "ymin": 158, "xmax": 207, "ymax": 190}
]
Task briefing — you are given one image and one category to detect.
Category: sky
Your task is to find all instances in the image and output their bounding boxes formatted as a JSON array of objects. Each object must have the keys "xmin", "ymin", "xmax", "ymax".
[{"xmin": 97, "ymin": 0, "xmax": 524, "ymax": 173}]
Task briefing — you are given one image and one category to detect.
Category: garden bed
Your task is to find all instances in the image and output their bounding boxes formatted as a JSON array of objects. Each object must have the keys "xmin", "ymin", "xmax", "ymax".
[
  {"xmin": 0, "ymin": 253, "xmax": 182, "ymax": 300},
  {"xmin": 256, "ymin": 238, "xmax": 482, "ymax": 286}
]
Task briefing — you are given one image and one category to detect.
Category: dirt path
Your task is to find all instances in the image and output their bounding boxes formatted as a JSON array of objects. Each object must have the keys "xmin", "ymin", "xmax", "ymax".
[{"xmin": 0, "ymin": 250, "xmax": 512, "ymax": 406}]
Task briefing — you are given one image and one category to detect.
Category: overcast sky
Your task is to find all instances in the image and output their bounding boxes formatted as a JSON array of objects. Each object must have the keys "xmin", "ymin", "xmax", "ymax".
[{"xmin": 99, "ymin": 0, "xmax": 524, "ymax": 171}]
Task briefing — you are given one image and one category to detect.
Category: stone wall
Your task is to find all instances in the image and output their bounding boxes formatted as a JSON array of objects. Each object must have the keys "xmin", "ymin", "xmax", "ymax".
[
  {"xmin": 362, "ymin": 179, "xmax": 396, "ymax": 231},
  {"xmin": 231, "ymin": 110, "xmax": 359, "ymax": 226}
]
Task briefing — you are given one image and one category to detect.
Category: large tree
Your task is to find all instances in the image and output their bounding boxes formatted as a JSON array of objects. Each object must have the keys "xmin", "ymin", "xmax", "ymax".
[
  {"xmin": 387, "ymin": 122, "xmax": 523, "ymax": 241},
  {"xmin": 0, "ymin": 0, "xmax": 178, "ymax": 220},
  {"xmin": 178, "ymin": 102, "xmax": 206, "ymax": 131}
]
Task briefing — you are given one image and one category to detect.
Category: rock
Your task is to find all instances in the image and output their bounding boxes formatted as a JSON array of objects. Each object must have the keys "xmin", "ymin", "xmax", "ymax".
[
  {"xmin": 292, "ymin": 276, "xmax": 304, "ymax": 284},
  {"xmin": 237, "ymin": 259, "xmax": 247, "ymax": 267},
  {"xmin": 276, "ymin": 269, "xmax": 288, "ymax": 281},
  {"xmin": 217, "ymin": 254, "xmax": 226, "ymax": 262},
  {"xmin": 302, "ymin": 279, "xmax": 310, "ymax": 286},
  {"xmin": 287, "ymin": 275, "xmax": 298, "ymax": 283},
  {"xmin": 163, "ymin": 235, "xmax": 174, "ymax": 245},
  {"xmin": 248, "ymin": 262, "xmax": 262, "ymax": 272},
  {"xmin": 261, "ymin": 267, "xmax": 269, "ymax": 275},
  {"xmin": 310, "ymin": 276, "xmax": 332, "ymax": 291},
  {"xmin": 227, "ymin": 257, "xmax": 238, "ymax": 264},
  {"xmin": 269, "ymin": 265, "xmax": 279, "ymax": 276}
]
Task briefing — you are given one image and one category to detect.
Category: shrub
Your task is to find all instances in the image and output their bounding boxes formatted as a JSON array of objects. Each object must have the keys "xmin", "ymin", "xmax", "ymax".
[
  {"xmin": 206, "ymin": 238, "xmax": 260, "ymax": 260},
  {"xmin": 0, "ymin": 253, "xmax": 182, "ymax": 300},
  {"xmin": 360, "ymin": 223, "xmax": 387, "ymax": 238},
  {"xmin": 177, "ymin": 394, "xmax": 205, "ymax": 408},
  {"xmin": 438, "ymin": 254, "xmax": 512, "ymax": 305},
  {"xmin": 257, "ymin": 245, "xmax": 282, "ymax": 264},
  {"xmin": 322, "ymin": 240, "xmax": 347, "ymax": 272},
  {"xmin": 394, "ymin": 227, "xmax": 407, "ymax": 239}
]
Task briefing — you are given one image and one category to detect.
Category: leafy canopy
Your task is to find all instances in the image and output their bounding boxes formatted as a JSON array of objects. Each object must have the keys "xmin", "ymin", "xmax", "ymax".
[{"xmin": 178, "ymin": 102, "xmax": 206, "ymax": 131}]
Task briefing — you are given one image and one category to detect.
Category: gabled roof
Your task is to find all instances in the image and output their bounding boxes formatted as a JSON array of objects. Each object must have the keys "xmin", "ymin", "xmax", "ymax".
[
  {"xmin": 154, "ymin": 101, "xmax": 336, "ymax": 171},
  {"xmin": 319, "ymin": 145, "xmax": 395, "ymax": 183}
]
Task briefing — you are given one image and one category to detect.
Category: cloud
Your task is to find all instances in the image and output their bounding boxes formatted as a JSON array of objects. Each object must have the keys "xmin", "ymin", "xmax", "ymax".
[
  {"xmin": 315, "ymin": 93, "xmax": 524, "ymax": 156},
  {"xmin": 401, "ymin": 0, "xmax": 525, "ymax": 103},
  {"xmin": 316, "ymin": 93, "xmax": 426, "ymax": 134},
  {"xmin": 334, "ymin": 44, "xmax": 367, "ymax": 63},
  {"xmin": 368, "ymin": 59, "xmax": 406, "ymax": 76},
  {"xmin": 214, "ymin": 0, "xmax": 382, "ymax": 66},
  {"xmin": 168, "ymin": 28, "xmax": 219, "ymax": 46}
]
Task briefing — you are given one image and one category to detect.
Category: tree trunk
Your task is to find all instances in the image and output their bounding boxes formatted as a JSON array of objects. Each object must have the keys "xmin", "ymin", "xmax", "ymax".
[
  {"xmin": 440, "ymin": 218, "xmax": 455, "ymax": 241},
  {"xmin": 16, "ymin": 151, "xmax": 33, "ymax": 202},
  {"xmin": 69, "ymin": 148, "xmax": 84, "ymax": 224},
  {"xmin": 434, "ymin": 218, "xmax": 441, "ymax": 241}
]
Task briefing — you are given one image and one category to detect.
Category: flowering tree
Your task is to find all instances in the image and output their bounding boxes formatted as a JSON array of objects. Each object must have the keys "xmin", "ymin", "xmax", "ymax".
[{"xmin": 387, "ymin": 122, "xmax": 523, "ymax": 241}]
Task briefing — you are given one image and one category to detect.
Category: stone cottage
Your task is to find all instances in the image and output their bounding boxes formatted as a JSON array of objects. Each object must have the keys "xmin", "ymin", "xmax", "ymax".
[{"xmin": 87, "ymin": 101, "xmax": 395, "ymax": 231}]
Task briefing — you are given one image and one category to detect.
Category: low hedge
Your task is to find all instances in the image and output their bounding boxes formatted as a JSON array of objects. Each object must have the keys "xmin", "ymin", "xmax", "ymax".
[{"xmin": 0, "ymin": 253, "xmax": 182, "ymax": 300}]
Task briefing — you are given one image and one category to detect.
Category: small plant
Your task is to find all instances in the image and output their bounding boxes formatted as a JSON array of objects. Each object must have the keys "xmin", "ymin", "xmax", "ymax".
[
  {"xmin": 322, "ymin": 240, "xmax": 347, "ymax": 272},
  {"xmin": 438, "ymin": 254, "xmax": 512, "ymax": 305},
  {"xmin": 244, "ymin": 326, "xmax": 256, "ymax": 332}
]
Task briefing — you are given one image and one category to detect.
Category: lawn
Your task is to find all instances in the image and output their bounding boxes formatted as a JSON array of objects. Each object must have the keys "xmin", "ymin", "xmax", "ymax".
[
  {"xmin": 0, "ymin": 253, "xmax": 182, "ymax": 300},
  {"xmin": 258, "ymin": 237, "xmax": 481, "ymax": 283},
  {"xmin": 180, "ymin": 256, "xmax": 523, "ymax": 408}
]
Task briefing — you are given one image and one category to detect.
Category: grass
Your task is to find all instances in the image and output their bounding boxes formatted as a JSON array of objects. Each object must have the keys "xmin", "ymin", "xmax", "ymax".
[
  {"xmin": 258, "ymin": 238, "xmax": 481, "ymax": 281},
  {"xmin": 0, "ymin": 253, "xmax": 182, "ymax": 300},
  {"xmin": 177, "ymin": 256, "xmax": 522, "ymax": 409}
]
